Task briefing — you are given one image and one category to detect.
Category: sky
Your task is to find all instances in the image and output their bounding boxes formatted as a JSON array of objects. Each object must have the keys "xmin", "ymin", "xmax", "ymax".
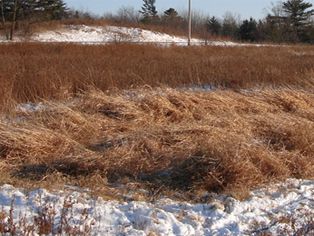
[{"xmin": 64, "ymin": 0, "xmax": 314, "ymax": 19}]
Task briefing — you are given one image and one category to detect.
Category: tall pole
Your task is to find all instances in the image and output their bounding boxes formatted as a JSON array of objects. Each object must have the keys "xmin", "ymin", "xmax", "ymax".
[{"xmin": 188, "ymin": 0, "xmax": 192, "ymax": 46}]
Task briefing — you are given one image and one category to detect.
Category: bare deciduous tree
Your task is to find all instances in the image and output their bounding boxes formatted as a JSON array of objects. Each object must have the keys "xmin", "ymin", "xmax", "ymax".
[
  {"xmin": 9, "ymin": 0, "xmax": 18, "ymax": 40},
  {"xmin": 0, "ymin": 0, "xmax": 9, "ymax": 39},
  {"xmin": 117, "ymin": 6, "xmax": 140, "ymax": 23}
]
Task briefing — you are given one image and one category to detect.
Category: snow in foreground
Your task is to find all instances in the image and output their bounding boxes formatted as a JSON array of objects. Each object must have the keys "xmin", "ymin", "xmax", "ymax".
[{"xmin": 0, "ymin": 179, "xmax": 313, "ymax": 235}]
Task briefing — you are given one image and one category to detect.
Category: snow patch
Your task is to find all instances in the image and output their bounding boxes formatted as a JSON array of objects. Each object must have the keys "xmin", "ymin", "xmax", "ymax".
[
  {"xmin": 0, "ymin": 179, "xmax": 313, "ymax": 235},
  {"xmin": 0, "ymin": 25, "xmax": 254, "ymax": 46},
  {"xmin": 16, "ymin": 102, "xmax": 46, "ymax": 113},
  {"xmin": 0, "ymin": 25, "xmax": 274, "ymax": 47},
  {"xmin": 31, "ymin": 25, "xmax": 203, "ymax": 45}
]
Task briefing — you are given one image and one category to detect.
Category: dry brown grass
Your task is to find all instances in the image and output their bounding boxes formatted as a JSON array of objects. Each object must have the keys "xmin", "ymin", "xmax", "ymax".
[
  {"xmin": 0, "ymin": 43, "xmax": 314, "ymax": 200},
  {"xmin": 0, "ymin": 43, "xmax": 314, "ymax": 112},
  {"xmin": 0, "ymin": 88, "xmax": 314, "ymax": 200}
]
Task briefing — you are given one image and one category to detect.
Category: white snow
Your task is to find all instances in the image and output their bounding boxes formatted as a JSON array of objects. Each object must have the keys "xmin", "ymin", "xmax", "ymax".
[
  {"xmin": 30, "ymin": 25, "xmax": 206, "ymax": 45},
  {"xmin": 0, "ymin": 25, "xmax": 248, "ymax": 46},
  {"xmin": 16, "ymin": 102, "xmax": 46, "ymax": 113},
  {"xmin": 0, "ymin": 179, "xmax": 313, "ymax": 235}
]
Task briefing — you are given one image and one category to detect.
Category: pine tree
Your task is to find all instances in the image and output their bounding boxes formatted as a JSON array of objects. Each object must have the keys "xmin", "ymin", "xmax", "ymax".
[
  {"xmin": 35, "ymin": 0, "xmax": 67, "ymax": 20},
  {"xmin": 207, "ymin": 16, "xmax": 221, "ymax": 35},
  {"xmin": 164, "ymin": 8, "xmax": 178, "ymax": 18},
  {"xmin": 0, "ymin": 0, "xmax": 68, "ymax": 40},
  {"xmin": 139, "ymin": 0, "xmax": 158, "ymax": 23},
  {"xmin": 239, "ymin": 18, "xmax": 258, "ymax": 41},
  {"xmin": 0, "ymin": 0, "xmax": 67, "ymax": 21},
  {"xmin": 282, "ymin": 0, "xmax": 314, "ymax": 41}
]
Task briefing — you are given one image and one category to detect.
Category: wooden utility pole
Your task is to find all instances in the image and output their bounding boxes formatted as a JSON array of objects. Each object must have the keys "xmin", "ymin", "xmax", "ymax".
[{"xmin": 188, "ymin": 0, "xmax": 192, "ymax": 46}]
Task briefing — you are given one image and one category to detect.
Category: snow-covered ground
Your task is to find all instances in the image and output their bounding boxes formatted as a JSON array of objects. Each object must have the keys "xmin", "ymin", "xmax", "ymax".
[
  {"xmin": 31, "ymin": 25, "xmax": 240, "ymax": 46},
  {"xmin": 32, "ymin": 25, "xmax": 203, "ymax": 45},
  {"xmin": 0, "ymin": 25, "xmax": 246, "ymax": 46},
  {"xmin": 0, "ymin": 179, "xmax": 313, "ymax": 235}
]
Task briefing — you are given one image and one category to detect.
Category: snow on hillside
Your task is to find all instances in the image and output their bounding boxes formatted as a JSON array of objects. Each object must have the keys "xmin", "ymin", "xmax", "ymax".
[
  {"xmin": 27, "ymin": 25, "xmax": 238, "ymax": 46},
  {"xmin": 0, "ymin": 25, "xmax": 266, "ymax": 46},
  {"xmin": 0, "ymin": 179, "xmax": 313, "ymax": 235}
]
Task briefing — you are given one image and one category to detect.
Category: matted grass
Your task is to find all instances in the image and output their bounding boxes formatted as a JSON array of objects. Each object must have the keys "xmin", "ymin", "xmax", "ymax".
[{"xmin": 0, "ymin": 88, "xmax": 314, "ymax": 200}]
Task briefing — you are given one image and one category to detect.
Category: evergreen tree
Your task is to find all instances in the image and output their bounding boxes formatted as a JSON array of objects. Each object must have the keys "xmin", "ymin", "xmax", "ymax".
[
  {"xmin": 207, "ymin": 16, "xmax": 221, "ymax": 35},
  {"xmin": 161, "ymin": 7, "xmax": 183, "ymax": 28},
  {"xmin": 239, "ymin": 18, "xmax": 258, "ymax": 41},
  {"xmin": 164, "ymin": 8, "xmax": 178, "ymax": 18},
  {"xmin": 282, "ymin": 0, "xmax": 314, "ymax": 41},
  {"xmin": 139, "ymin": 0, "xmax": 158, "ymax": 23},
  {"xmin": 0, "ymin": 0, "xmax": 67, "ymax": 20},
  {"xmin": 36, "ymin": 0, "xmax": 67, "ymax": 20},
  {"xmin": 0, "ymin": 0, "xmax": 68, "ymax": 40}
]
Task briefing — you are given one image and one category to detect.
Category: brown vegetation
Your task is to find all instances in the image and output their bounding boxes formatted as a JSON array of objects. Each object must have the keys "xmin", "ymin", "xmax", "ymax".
[
  {"xmin": 0, "ymin": 43, "xmax": 314, "ymax": 200},
  {"xmin": 1, "ymin": 87, "xmax": 314, "ymax": 200},
  {"xmin": 0, "ymin": 43, "xmax": 314, "ymax": 112}
]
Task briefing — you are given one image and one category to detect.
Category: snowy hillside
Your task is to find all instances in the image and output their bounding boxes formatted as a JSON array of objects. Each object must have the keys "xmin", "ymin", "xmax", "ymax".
[
  {"xmin": 32, "ymin": 25, "xmax": 238, "ymax": 46},
  {"xmin": 0, "ymin": 25, "xmax": 240, "ymax": 46},
  {"xmin": 32, "ymin": 25, "xmax": 197, "ymax": 44},
  {"xmin": 0, "ymin": 179, "xmax": 313, "ymax": 235}
]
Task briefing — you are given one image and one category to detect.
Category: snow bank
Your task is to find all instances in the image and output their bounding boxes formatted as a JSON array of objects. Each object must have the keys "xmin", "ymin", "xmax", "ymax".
[
  {"xmin": 30, "ymin": 25, "xmax": 238, "ymax": 46},
  {"xmin": 0, "ymin": 25, "xmax": 270, "ymax": 47},
  {"xmin": 0, "ymin": 179, "xmax": 313, "ymax": 235}
]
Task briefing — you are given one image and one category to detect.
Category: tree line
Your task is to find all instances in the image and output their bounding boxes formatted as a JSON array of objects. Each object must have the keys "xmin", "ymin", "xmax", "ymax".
[
  {"xmin": 136, "ymin": 0, "xmax": 314, "ymax": 43},
  {"xmin": 0, "ymin": 0, "xmax": 67, "ymax": 39},
  {"xmin": 1, "ymin": 0, "xmax": 314, "ymax": 43}
]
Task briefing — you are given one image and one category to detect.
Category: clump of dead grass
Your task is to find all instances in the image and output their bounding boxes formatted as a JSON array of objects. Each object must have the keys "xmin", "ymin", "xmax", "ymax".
[{"xmin": 0, "ymin": 88, "xmax": 314, "ymax": 200}]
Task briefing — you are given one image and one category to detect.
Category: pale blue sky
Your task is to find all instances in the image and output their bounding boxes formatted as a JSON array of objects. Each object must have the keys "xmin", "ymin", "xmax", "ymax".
[{"xmin": 64, "ymin": 0, "xmax": 314, "ymax": 19}]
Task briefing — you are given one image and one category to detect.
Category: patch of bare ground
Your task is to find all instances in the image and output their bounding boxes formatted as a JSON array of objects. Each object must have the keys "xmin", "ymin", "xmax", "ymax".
[{"xmin": 0, "ymin": 88, "xmax": 314, "ymax": 201}]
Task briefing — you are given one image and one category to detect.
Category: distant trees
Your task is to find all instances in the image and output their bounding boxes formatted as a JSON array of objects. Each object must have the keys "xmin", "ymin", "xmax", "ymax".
[
  {"xmin": 164, "ymin": 8, "xmax": 178, "ymax": 18},
  {"xmin": 204, "ymin": 0, "xmax": 314, "ymax": 43},
  {"xmin": 207, "ymin": 16, "xmax": 221, "ymax": 36},
  {"xmin": 161, "ymin": 8, "xmax": 184, "ymax": 29},
  {"xmin": 116, "ymin": 6, "xmax": 140, "ymax": 23},
  {"xmin": 282, "ymin": 0, "xmax": 314, "ymax": 41},
  {"xmin": 0, "ymin": 0, "xmax": 68, "ymax": 40},
  {"xmin": 239, "ymin": 18, "xmax": 258, "ymax": 41},
  {"xmin": 221, "ymin": 12, "xmax": 240, "ymax": 39},
  {"xmin": 139, "ymin": 0, "xmax": 158, "ymax": 23},
  {"xmin": 1, "ymin": 0, "xmax": 67, "ymax": 21},
  {"xmin": 1, "ymin": 0, "xmax": 314, "ymax": 44},
  {"xmin": 35, "ymin": 0, "xmax": 68, "ymax": 20},
  {"xmin": 259, "ymin": 0, "xmax": 314, "ymax": 42}
]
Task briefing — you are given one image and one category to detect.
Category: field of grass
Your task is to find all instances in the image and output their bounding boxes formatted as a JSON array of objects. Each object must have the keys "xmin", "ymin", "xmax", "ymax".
[
  {"xmin": 0, "ymin": 43, "xmax": 314, "ymax": 110},
  {"xmin": 0, "ymin": 43, "xmax": 314, "ymax": 201}
]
